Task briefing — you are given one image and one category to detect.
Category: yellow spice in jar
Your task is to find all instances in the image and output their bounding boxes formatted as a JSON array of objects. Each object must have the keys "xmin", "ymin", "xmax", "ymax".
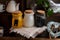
[{"xmin": 12, "ymin": 11, "xmax": 23, "ymax": 29}]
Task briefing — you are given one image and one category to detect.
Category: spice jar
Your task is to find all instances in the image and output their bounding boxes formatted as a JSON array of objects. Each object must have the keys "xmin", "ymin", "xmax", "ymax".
[
  {"xmin": 12, "ymin": 11, "xmax": 23, "ymax": 29},
  {"xmin": 34, "ymin": 10, "xmax": 46, "ymax": 27},
  {"xmin": 24, "ymin": 10, "xmax": 34, "ymax": 27}
]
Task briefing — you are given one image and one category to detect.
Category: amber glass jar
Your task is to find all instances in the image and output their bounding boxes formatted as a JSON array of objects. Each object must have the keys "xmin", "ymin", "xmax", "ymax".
[{"xmin": 12, "ymin": 11, "xmax": 23, "ymax": 29}]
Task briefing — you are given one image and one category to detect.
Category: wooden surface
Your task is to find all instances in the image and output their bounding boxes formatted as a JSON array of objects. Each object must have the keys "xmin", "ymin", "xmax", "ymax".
[
  {"xmin": 0, "ymin": 37, "xmax": 60, "ymax": 40},
  {"xmin": 47, "ymin": 13, "xmax": 60, "ymax": 23}
]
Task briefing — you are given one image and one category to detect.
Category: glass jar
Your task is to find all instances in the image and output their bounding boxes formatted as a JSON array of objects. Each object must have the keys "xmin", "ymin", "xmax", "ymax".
[
  {"xmin": 12, "ymin": 11, "xmax": 23, "ymax": 29},
  {"xmin": 24, "ymin": 10, "xmax": 34, "ymax": 27},
  {"xmin": 34, "ymin": 10, "xmax": 46, "ymax": 27}
]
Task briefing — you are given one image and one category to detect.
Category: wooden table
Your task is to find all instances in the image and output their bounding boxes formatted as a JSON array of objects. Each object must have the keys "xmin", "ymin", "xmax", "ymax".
[{"xmin": 0, "ymin": 37, "xmax": 60, "ymax": 40}]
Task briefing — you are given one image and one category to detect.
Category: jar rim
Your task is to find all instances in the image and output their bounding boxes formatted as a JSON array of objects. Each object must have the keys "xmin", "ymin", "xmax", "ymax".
[
  {"xmin": 24, "ymin": 10, "xmax": 34, "ymax": 14},
  {"xmin": 37, "ymin": 10, "xmax": 45, "ymax": 14}
]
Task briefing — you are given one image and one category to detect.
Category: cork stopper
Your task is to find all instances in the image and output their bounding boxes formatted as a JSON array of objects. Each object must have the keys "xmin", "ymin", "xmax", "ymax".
[
  {"xmin": 37, "ymin": 10, "xmax": 45, "ymax": 14},
  {"xmin": 25, "ymin": 10, "xmax": 33, "ymax": 14}
]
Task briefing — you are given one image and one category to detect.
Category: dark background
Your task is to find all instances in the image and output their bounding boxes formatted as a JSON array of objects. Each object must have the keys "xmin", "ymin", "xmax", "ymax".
[{"xmin": 0, "ymin": 0, "xmax": 60, "ymax": 11}]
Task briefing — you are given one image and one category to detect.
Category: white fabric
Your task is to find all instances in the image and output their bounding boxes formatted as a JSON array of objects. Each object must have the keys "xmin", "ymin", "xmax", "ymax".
[
  {"xmin": 48, "ymin": 0, "xmax": 60, "ymax": 13},
  {"xmin": 11, "ymin": 26, "xmax": 47, "ymax": 38},
  {"xmin": 47, "ymin": 21, "xmax": 60, "ymax": 38}
]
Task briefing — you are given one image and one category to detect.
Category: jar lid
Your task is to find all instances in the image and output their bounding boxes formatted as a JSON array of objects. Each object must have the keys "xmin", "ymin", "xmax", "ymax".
[
  {"xmin": 37, "ymin": 10, "xmax": 45, "ymax": 14},
  {"xmin": 13, "ymin": 11, "xmax": 22, "ymax": 13},
  {"xmin": 25, "ymin": 10, "xmax": 34, "ymax": 14},
  {"xmin": 12, "ymin": 11, "xmax": 22, "ymax": 16}
]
